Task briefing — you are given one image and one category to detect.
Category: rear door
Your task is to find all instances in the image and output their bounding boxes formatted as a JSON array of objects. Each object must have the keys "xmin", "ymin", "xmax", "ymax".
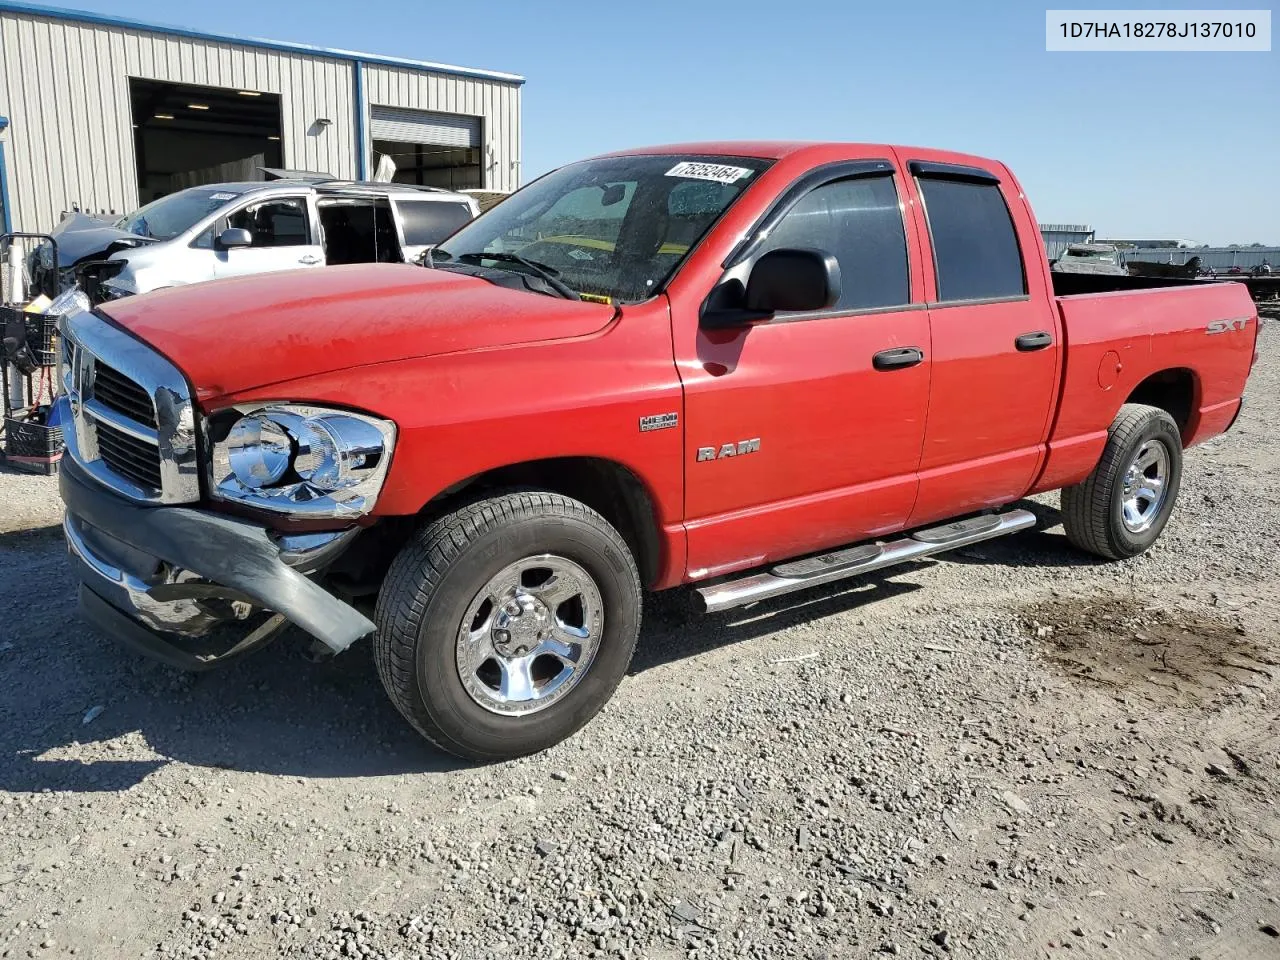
[
  {"xmin": 212, "ymin": 195, "xmax": 325, "ymax": 279},
  {"xmin": 677, "ymin": 160, "xmax": 932, "ymax": 575},
  {"xmin": 392, "ymin": 197, "xmax": 475, "ymax": 262},
  {"xmin": 899, "ymin": 155, "xmax": 1061, "ymax": 526}
]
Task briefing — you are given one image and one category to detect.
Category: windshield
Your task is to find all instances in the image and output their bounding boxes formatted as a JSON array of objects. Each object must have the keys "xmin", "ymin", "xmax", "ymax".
[
  {"xmin": 115, "ymin": 187, "xmax": 245, "ymax": 241},
  {"xmin": 434, "ymin": 154, "xmax": 771, "ymax": 302}
]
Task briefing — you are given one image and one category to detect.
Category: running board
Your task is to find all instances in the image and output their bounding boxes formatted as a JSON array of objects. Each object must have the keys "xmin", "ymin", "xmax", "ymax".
[{"xmin": 694, "ymin": 509, "xmax": 1038, "ymax": 614}]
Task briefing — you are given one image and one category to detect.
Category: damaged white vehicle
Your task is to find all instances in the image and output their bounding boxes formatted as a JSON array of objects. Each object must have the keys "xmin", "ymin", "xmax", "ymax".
[{"xmin": 37, "ymin": 179, "xmax": 478, "ymax": 302}]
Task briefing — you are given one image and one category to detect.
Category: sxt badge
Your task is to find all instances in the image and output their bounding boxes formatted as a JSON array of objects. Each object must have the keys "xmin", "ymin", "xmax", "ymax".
[{"xmin": 1206, "ymin": 317, "xmax": 1249, "ymax": 335}]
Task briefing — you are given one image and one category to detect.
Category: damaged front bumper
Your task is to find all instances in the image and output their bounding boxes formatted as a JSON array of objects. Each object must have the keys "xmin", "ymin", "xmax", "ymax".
[{"xmin": 61, "ymin": 457, "xmax": 375, "ymax": 671}]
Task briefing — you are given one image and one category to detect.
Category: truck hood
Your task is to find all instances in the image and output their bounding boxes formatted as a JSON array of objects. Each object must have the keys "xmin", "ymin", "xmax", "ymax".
[{"xmin": 99, "ymin": 264, "xmax": 617, "ymax": 403}]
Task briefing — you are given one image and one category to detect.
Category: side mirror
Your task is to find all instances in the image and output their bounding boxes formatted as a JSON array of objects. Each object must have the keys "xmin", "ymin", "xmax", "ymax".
[
  {"xmin": 744, "ymin": 248, "xmax": 841, "ymax": 314},
  {"xmin": 217, "ymin": 227, "xmax": 253, "ymax": 250}
]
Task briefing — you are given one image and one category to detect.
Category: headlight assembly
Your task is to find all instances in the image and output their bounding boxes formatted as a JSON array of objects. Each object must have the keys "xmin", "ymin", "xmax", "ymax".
[{"xmin": 208, "ymin": 404, "xmax": 396, "ymax": 518}]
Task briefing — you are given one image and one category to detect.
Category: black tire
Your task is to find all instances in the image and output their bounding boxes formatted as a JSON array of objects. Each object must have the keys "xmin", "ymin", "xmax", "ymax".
[
  {"xmin": 373, "ymin": 490, "xmax": 642, "ymax": 761},
  {"xmin": 1061, "ymin": 403, "xmax": 1183, "ymax": 560}
]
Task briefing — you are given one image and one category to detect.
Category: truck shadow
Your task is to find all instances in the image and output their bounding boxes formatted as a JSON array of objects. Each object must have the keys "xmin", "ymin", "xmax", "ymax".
[
  {"xmin": 0, "ymin": 621, "xmax": 471, "ymax": 793},
  {"xmin": 631, "ymin": 572, "xmax": 927, "ymax": 674},
  {"xmin": 0, "ymin": 521, "xmax": 67, "ymax": 548},
  {"xmin": 936, "ymin": 500, "xmax": 1110, "ymax": 571},
  {"xmin": 0, "ymin": 499, "xmax": 1093, "ymax": 791},
  {"xmin": 0, "ymin": 524, "xmax": 470, "ymax": 790}
]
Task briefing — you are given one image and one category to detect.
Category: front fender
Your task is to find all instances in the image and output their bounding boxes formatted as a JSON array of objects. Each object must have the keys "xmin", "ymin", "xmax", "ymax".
[{"xmin": 203, "ymin": 298, "xmax": 689, "ymax": 584}]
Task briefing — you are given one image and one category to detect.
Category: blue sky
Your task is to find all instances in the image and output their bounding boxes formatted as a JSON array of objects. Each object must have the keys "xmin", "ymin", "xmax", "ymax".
[{"xmin": 52, "ymin": 0, "xmax": 1279, "ymax": 243}]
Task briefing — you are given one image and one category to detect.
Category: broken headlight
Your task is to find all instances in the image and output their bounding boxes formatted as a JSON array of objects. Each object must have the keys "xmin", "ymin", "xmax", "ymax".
[{"xmin": 208, "ymin": 404, "xmax": 396, "ymax": 518}]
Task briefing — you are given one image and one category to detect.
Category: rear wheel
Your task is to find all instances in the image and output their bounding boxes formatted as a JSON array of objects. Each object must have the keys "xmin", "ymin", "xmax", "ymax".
[
  {"xmin": 373, "ymin": 491, "xmax": 641, "ymax": 761},
  {"xmin": 1061, "ymin": 403, "xmax": 1183, "ymax": 560}
]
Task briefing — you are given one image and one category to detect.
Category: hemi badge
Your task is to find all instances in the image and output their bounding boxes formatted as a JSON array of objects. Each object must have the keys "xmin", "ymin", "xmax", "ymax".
[{"xmin": 639, "ymin": 412, "xmax": 678, "ymax": 433}]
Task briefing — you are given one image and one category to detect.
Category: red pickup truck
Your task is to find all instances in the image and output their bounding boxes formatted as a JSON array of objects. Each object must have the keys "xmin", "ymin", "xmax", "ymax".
[{"xmin": 55, "ymin": 142, "xmax": 1259, "ymax": 760}]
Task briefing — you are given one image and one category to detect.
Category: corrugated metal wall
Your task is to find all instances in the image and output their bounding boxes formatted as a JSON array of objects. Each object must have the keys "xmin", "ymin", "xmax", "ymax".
[
  {"xmin": 363, "ymin": 65, "xmax": 521, "ymax": 193},
  {"xmin": 0, "ymin": 8, "xmax": 523, "ymax": 232},
  {"xmin": 1038, "ymin": 224, "xmax": 1095, "ymax": 261},
  {"xmin": 0, "ymin": 9, "xmax": 357, "ymax": 232}
]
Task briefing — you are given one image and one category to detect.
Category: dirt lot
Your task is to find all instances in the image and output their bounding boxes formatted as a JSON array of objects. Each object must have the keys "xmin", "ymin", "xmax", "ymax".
[{"xmin": 1, "ymin": 323, "xmax": 1278, "ymax": 960}]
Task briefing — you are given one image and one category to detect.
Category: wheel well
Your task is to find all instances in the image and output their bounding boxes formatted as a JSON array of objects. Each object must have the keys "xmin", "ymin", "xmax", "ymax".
[
  {"xmin": 1125, "ymin": 368, "xmax": 1197, "ymax": 442},
  {"xmin": 427, "ymin": 458, "xmax": 663, "ymax": 588}
]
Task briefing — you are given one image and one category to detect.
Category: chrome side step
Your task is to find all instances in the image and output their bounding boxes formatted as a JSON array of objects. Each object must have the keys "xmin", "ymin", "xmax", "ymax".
[
  {"xmin": 771, "ymin": 542, "xmax": 883, "ymax": 579},
  {"xmin": 694, "ymin": 509, "xmax": 1038, "ymax": 614}
]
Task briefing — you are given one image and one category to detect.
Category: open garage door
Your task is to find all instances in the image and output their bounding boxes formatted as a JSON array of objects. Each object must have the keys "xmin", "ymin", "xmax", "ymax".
[
  {"xmin": 129, "ymin": 79, "xmax": 283, "ymax": 204},
  {"xmin": 370, "ymin": 106, "xmax": 483, "ymax": 190}
]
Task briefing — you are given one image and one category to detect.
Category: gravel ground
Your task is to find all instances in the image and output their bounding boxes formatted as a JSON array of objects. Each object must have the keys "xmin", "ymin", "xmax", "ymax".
[{"xmin": 1, "ymin": 320, "xmax": 1278, "ymax": 960}]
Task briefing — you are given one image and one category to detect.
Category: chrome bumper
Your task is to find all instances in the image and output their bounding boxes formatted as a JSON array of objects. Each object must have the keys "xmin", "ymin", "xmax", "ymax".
[{"xmin": 60, "ymin": 457, "xmax": 374, "ymax": 671}]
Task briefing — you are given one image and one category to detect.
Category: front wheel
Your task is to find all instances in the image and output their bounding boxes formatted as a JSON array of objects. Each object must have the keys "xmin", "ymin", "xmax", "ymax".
[
  {"xmin": 1061, "ymin": 403, "xmax": 1183, "ymax": 560},
  {"xmin": 373, "ymin": 491, "xmax": 641, "ymax": 761}
]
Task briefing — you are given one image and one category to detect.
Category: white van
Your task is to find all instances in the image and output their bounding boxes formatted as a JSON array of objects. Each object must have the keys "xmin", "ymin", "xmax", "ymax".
[{"xmin": 41, "ymin": 179, "xmax": 479, "ymax": 301}]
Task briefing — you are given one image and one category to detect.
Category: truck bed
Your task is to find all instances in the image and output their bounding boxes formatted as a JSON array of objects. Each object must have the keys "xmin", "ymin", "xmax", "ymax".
[
  {"xmin": 1051, "ymin": 271, "xmax": 1231, "ymax": 297},
  {"xmin": 1035, "ymin": 277, "xmax": 1259, "ymax": 495}
]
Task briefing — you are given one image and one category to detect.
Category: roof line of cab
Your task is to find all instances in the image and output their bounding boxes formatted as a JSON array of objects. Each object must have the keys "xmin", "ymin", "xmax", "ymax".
[{"xmin": 595, "ymin": 141, "xmax": 1004, "ymax": 171}]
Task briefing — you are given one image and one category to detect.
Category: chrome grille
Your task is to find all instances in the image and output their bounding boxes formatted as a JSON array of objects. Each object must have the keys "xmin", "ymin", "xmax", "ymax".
[
  {"xmin": 95, "ymin": 420, "xmax": 164, "ymax": 489},
  {"xmin": 93, "ymin": 362, "xmax": 158, "ymax": 428},
  {"xmin": 59, "ymin": 310, "xmax": 200, "ymax": 505}
]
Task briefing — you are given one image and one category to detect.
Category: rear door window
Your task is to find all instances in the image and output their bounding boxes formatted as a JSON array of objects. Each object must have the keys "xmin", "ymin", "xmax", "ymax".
[
  {"xmin": 397, "ymin": 200, "xmax": 474, "ymax": 246},
  {"xmin": 916, "ymin": 178, "xmax": 1026, "ymax": 301},
  {"xmin": 756, "ymin": 174, "xmax": 911, "ymax": 311},
  {"xmin": 227, "ymin": 198, "xmax": 310, "ymax": 248}
]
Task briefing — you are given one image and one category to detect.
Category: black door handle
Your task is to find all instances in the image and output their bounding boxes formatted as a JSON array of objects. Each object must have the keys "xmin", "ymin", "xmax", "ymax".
[
  {"xmin": 1015, "ymin": 331, "xmax": 1053, "ymax": 351},
  {"xmin": 873, "ymin": 346, "xmax": 924, "ymax": 371}
]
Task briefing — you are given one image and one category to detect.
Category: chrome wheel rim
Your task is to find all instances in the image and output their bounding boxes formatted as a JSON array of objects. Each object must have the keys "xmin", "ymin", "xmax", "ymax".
[
  {"xmin": 1120, "ymin": 439, "xmax": 1171, "ymax": 534},
  {"xmin": 455, "ymin": 554, "xmax": 604, "ymax": 717}
]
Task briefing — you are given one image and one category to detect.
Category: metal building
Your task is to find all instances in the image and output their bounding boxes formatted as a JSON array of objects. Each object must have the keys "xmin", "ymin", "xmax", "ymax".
[
  {"xmin": 1106, "ymin": 245, "xmax": 1279, "ymax": 273},
  {"xmin": 0, "ymin": 1, "xmax": 523, "ymax": 234}
]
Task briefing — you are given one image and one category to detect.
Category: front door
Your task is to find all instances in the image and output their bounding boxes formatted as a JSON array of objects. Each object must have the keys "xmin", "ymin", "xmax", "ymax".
[
  {"xmin": 677, "ymin": 165, "xmax": 931, "ymax": 577},
  {"xmin": 902, "ymin": 159, "xmax": 1062, "ymax": 526},
  {"xmin": 212, "ymin": 196, "xmax": 324, "ymax": 280}
]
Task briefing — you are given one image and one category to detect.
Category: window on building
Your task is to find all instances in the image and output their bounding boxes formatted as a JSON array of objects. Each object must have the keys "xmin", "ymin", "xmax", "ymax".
[
  {"xmin": 917, "ymin": 178, "xmax": 1025, "ymax": 301},
  {"xmin": 756, "ymin": 175, "xmax": 910, "ymax": 311}
]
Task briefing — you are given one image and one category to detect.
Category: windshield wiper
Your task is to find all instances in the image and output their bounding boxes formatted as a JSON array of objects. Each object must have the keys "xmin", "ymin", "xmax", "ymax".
[{"xmin": 450, "ymin": 251, "xmax": 580, "ymax": 300}]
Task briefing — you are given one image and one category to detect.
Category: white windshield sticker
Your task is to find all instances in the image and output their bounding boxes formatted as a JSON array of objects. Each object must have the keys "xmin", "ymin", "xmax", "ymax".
[
  {"xmin": 208, "ymin": 192, "xmax": 238, "ymax": 201},
  {"xmin": 665, "ymin": 161, "xmax": 754, "ymax": 184}
]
